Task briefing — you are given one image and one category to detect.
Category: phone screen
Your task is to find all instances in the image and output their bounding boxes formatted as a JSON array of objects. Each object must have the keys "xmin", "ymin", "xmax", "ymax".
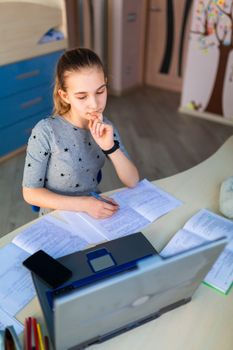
[{"xmin": 23, "ymin": 250, "xmax": 72, "ymax": 288}]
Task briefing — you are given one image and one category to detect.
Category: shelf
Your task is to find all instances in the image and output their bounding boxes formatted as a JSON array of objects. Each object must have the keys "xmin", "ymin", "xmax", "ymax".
[{"xmin": 0, "ymin": 1, "xmax": 67, "ymax": 66}]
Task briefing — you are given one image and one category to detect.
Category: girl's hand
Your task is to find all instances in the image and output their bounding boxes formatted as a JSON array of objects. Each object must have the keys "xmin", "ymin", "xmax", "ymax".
[
  {"xmin": 88, "ymin": 114, "xmax": 114, "ymax": 151},
  {"xmin": 82, "ymin": 196, "xmax": 119, "ymax": 219}
]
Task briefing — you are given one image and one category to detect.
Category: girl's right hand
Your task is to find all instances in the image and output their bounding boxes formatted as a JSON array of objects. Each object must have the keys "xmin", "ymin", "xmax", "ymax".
[
  {"xmin": 81, "ymin": 196, "xmax": 119, "ymax": 219},
  {"xmin": 88, "ymin": 115, "xmax": 114, "ymax": 151}
]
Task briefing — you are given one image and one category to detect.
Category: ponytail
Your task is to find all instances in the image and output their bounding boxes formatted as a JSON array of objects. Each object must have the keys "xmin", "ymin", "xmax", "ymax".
[{"xmin": 53, "ymin": 76, "xmax": 70, "ymax": 115}]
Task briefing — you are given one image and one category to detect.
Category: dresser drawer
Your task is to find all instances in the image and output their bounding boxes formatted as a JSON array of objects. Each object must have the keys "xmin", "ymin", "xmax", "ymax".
[
  {"xmin": 0, "ymin": 110, "xmax": 51, "ymax": 157},
  {"xmin": 0, "ymin": 85, "xmax": 53, "ymax": 129},
  {"xmin": 0, "ymin": 50, "xmax": 63, "ymax": 98}
]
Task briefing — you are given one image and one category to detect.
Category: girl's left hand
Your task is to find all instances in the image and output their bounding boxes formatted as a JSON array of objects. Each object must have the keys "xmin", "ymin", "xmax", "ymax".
[{"xmin": 89, "ymin": 115, "xmax": 114, "ymax": 151}]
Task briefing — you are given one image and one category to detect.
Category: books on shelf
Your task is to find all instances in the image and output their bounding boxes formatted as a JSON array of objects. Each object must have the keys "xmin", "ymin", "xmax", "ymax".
[{"xmin": 160, "ymin": 209, "xmax": 233, "ymax": 294}]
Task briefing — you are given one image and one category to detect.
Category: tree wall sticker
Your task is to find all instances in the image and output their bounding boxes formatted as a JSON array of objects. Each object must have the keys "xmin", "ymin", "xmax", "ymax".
[{"xmin": 191, "ymin": 0, "xmax": 233, "ymax": 117}]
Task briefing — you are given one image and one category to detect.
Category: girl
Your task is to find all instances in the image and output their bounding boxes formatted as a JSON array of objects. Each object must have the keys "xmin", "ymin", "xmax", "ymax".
[{"xmin": 22, "ymin": 48, "xmax": 139, "ymax": 218}]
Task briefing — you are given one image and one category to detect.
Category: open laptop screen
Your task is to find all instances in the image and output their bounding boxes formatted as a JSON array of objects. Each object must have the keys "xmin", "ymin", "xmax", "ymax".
[{"xmin": 54, "ymin": 238, "xmax": 226, "ymax": 350}]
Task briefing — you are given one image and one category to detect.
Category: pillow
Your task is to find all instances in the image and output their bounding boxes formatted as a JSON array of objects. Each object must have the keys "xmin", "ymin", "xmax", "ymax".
[{"xmin": 219, "ymin": 177, "xmax": 233, "ymax": 219}]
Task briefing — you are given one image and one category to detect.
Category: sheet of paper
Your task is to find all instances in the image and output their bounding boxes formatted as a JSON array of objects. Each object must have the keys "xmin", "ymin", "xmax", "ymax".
[
  {"xmin": 204, "ymin": 247, "xmax": 233, "ymax": 293},
  {"xmin": 0, "ymin": 243, "xmax": 35, "ymax": 316},
  {"xmin": 184, "ymin": 209, "xmax": 233, "ymax": 241},
  {"xmin": 60, "ymin": 211, "xmax": 107, "ymax": 244},
  {"xmin": 62, "ymin": 179, "xmax": 182, "ymax": 244},
  {"xmin": 160, "ymin": 209, "xmax": 233, "ymax": 293},
  {"xmin": 0, "ymin": 308, "xmax": 24, "ymax": 335},
  {"xmin": 111, "ymin": 179, "xmax": 182, "ymax": 222},
  {"xmin": 13, "ymin": 216, "xmax": 89, "ymax": 258},
  {"xmin": 80, "ymin": 206, "xmax": 150, "ymax": 240},
  {"xmin": 160, "ymin": 229, "xmax": 207, "ymax": 257}
]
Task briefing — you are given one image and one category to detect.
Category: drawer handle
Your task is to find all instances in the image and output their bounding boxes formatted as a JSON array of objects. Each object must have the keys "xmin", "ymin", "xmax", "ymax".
[
  {"xmin": 20, "ymin": 97, "xmax": 42, "ymax": 109},
  {"xmin": 16, "ymin": 70, "xmax": 40, "ymax": 80}
]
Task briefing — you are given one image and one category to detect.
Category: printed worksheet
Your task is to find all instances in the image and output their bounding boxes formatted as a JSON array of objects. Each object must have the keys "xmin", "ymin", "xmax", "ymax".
[
  {"xmin": 111, "ymin": 179, "xmax": 182, "ymax": 222},
  {"xmin": 204, "ymin": 239, "xmax": 233, "ymax": 293},
  {"xmin": 0, "ymin": 308, "xmax": 23, "ymax": 335},
  {"xmin": 0, "ymin": 243, "xmax": 35, "ymax": 316},
  {"xmin": 160, "ymin": 209, "xmax": 233, "ymax": 257},
  {"xmin": 61, "ymin": 179, "xmax": 182, "ymax": 243},
  {"xmin": 160, "ymin": 209, "xmax": 233, "ymax": 294},
  {"xmin": 13, "ymin": 215, "xmax": 89, "ymax": 258},
  {"xmin": 78, "ymin": 206, "xmax": 150, "ymax": 241},
  {"xmin": 0, "ymin": 215, "xmax": 90, "ymax": 316}
]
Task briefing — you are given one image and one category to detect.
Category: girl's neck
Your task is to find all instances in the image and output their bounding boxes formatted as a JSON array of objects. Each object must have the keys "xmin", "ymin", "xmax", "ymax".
[{"xmin": 63, "ymin": 111, "xmax": 89, "ymax": 129}]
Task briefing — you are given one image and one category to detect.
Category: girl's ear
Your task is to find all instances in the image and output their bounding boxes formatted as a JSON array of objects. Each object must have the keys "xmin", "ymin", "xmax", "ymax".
[{"xmin": 58, "ymin": 89, "xmax": 70, "ymax": 104}]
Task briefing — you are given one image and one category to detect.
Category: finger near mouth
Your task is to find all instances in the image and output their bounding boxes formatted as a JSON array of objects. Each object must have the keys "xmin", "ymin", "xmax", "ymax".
[{"xmin": 87, "ymin": 113, "xmax": 103, "ymax": 122}]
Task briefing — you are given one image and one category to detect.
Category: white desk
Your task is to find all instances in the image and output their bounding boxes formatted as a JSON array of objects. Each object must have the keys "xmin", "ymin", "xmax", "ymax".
[{"xmin": 1, "ymin": 136, "xmax": 233, "ymax": 350}]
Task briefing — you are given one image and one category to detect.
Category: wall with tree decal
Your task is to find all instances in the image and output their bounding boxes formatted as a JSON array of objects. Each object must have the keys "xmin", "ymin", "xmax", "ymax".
[{"xmin": 180, "ymin": 0, "xmax": 233, "ymax": 124}]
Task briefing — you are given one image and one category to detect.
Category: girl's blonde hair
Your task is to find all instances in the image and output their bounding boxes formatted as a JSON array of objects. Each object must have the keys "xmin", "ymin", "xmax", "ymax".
[{"xmin": 53, "ymin": 48, "xmax": 105, "ymax": 116}]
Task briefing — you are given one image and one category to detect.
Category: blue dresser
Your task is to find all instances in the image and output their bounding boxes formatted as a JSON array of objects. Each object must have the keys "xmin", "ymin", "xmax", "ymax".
[{"xmin": 0, "ymin": 50, "xmax": 63, "ymax": 157}]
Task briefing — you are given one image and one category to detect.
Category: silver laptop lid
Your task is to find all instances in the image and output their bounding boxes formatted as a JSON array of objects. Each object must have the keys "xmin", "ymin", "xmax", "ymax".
[{"xmin": 54, "ymin": 238, "xmax": 226, "ymax": 350}]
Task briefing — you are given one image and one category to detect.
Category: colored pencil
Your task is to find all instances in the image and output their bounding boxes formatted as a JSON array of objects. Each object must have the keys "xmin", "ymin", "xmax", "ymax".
[
  {"xmin": 28, "ymin": 317, "xmax": 32, "ymax": 350},
  {"xmin": 44, "ymin": 335, "xmax": 50, "ymax": 350},
  {"xmin": 24, "ymin": 318, "xmax": 28, "ymax": 350},
  {"xmin": 37, "ymin": 323, "xmax": 45, "ymax": 350},
  {"xmin": 32, "ymin": 318, "xmax": 40, "ymax": 350}
]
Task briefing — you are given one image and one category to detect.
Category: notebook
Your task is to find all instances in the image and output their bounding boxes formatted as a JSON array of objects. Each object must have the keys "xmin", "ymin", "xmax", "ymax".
[{"xmin": 33, "ymin": 236, "xmax": 227, "ymax": 350}]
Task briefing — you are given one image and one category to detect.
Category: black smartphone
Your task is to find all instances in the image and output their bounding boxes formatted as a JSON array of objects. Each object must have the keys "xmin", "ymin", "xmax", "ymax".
[{"xmin": 23, "ymin": 250, "xmax": 72, "ymax": 288}]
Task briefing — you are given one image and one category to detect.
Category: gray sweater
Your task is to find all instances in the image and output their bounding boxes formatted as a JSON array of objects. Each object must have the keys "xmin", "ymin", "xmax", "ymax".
[{"xmin": 22, "ymin": 115, "xmax": 127, "ymax": 197}]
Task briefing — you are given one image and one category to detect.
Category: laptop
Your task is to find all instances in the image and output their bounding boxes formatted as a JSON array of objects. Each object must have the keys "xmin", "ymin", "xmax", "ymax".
[{"xmin": 32, "ymin": 236, "xmax": 227, "ymax": 350}]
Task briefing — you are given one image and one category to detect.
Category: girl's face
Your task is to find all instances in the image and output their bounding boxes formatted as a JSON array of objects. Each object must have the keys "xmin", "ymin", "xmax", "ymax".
[{"xmin": 59, "ymin": 67, "xmax": 107, "ymax": 127}]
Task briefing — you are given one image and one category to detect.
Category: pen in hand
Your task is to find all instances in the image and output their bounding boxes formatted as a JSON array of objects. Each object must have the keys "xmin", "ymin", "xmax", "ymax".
[{"xmin": 90, "ymin": 192, "xmax": 118, "ymax": 207}]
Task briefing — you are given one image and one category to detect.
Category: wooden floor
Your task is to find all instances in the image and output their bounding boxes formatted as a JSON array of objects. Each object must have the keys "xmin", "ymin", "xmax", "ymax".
[{"xmin": 1, "ymin": 86, "xmax": 233, "ymax": 237}]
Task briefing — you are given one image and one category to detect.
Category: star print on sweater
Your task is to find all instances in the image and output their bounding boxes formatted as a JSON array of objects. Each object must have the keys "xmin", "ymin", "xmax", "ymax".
[{"xmin": 22, "ymin": 115, "xmax": 128, "ymax": 197}]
